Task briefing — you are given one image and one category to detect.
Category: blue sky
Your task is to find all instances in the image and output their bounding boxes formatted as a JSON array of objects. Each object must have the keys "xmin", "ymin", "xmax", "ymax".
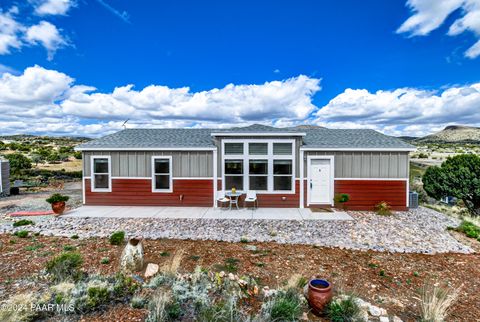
[{"xmin": 1, "ymin": 0, "xmax": 480, "ymax": 137}]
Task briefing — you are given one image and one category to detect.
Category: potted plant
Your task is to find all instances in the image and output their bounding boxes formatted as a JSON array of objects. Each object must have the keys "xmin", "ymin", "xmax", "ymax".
[
  {"xmin": 334, "ymin": 193, "xmax": 350, "ymax": 210},
  {"xmin": 46, "ymin": 193, "xmax": 70, "ymax": 216}
]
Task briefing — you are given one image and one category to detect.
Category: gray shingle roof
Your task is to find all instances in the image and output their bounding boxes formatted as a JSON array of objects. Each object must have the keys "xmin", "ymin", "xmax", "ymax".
[{"xmin": 76, "ymin": 125, "xmax": 414, "ymax": 150}]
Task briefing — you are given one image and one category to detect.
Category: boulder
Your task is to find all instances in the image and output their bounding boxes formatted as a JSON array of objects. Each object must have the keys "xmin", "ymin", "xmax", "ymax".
[{"xmin": 144, "ymin": 263, "xmax": 159, "ymax": 278}]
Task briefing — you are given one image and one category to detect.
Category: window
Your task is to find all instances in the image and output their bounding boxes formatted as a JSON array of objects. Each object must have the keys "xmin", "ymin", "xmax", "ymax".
[
  {"xmin": 273, "ymin": 160, "xmax": 292, "ymax": 191},
  {"xmin": 249, "ymin": 160, "xmax": 268, "ymax": 190},
  {"xmin": 273, "ymin": 143, "xmax": 292, "ymax": 155},
  {"xmin": 152, "ymin": 157, "xmax": 172, "ymax": 192},
  {"xmin": 91, "ymin": 156, "xmax": 111, "ymax": 192},
  {"xmin": 249, "ymin": 143, "xmax": 268, "ymax": 155},
  {"xmin": 225, "ymin": 143, "xmax": 243, "ymax": 155},
  {"xmin": 225, "ymin": 160, "xmax": 243, "ymax": 190},
  {"xmin": 222, "ymin": 140, "xmax": 295, "ymax": 193}
]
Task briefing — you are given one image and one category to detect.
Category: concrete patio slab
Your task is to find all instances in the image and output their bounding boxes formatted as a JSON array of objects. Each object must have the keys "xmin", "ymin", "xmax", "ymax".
[{"xmin": 64, "ymin": 205, "xmax": 353, "ymax": 221}]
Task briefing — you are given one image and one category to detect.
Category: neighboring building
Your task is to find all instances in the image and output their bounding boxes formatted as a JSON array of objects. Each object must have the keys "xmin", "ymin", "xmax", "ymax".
[
  {"xmin": 0, "ymin": 157, "xmax": 10, "ymax": 197},
  {"xmin": 75, "ymin": 125, "xmax": 415, "ymax": 210}
]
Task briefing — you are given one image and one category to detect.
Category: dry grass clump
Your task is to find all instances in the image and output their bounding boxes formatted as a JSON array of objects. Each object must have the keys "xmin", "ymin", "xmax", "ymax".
[
  {"xmin": 419, "ymin": 283, "xmax": 460, "ymax": 322},
  {"xmin": 161, "ymin": 249, "xmax": 185, "ymax": 276},
  {"xmin": 0, "ymin": 292, "xmax": 38, "ymax": 322}
]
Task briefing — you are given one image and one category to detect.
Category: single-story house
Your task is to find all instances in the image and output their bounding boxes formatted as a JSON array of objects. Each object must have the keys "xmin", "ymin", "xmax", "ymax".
[{"xmin": 75, "ymin": 124, "xmax": 415, "ymax": 210}]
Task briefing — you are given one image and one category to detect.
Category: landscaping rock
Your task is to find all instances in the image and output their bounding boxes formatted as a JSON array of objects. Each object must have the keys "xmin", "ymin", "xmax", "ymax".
[
  {"xmin": 144, "ymin": 263, "xmax": 159, "ymax": 278},
  {"xmin": 379, "ymin": 317, "xmax": 390, "ymax": 322},
  {"xmin": 244, "ymin": 245, "xmax": 257, "ymax": 251}
]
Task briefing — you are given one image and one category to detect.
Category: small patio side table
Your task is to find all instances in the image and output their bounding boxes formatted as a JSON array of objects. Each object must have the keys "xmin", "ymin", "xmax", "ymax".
[{"xmin": 225, "ymin": 191, "xmax": 242, "ymax": 210}]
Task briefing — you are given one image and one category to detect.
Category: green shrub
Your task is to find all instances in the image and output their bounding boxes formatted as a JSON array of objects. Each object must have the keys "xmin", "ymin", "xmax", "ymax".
[
  {"xmin": 375, "ymin": 201, "xmax": 392, "ymax": 216},
  {"xmin": 326, "ymin": 295, "xmax": 362, "ymax": 322},
  {"xmin": 13, "ymin": 219, "xmax": 35, "ymax": 227},
  {"xmin": 334, "ymin": 193, "xmax": 350, "ymax": 204},
  {"xmin": 46, "ymin": 252, "xmax": 83, "ymax": 282},
  {"xmin": 46, "ymin": 193, "xmax": 70, "ymax": 204},
  {"xmin": 100, "ymin": 257, "xmax": 110, "ymax": 264},
  {"xmin": 71, "ymin": 234, "xmax": 79, "ymax": 239},
  {"xmin": 86, "ymin": 286, "xmax": 109, "ymax": 308},
  {"xmin": 14, "ymin": 230, "xmax": 29, "ymax": 238},
  {"xmin": 224, "ymin": 258, "xmax": 240, "ymax": 273},
  {"xmin": 109, "ymin": 231, "xmax": 125, "ymax": 245},
  {"xmin": 63, "ymin": 245, "xmax": 76, "ymax": 251},
  {"xmin": 455, "ymin": 220, "xmax": 480, "ymax": 239},
  {"xmin": 262, "ymin": 288, "xmax": 302, "ymax": 321}
]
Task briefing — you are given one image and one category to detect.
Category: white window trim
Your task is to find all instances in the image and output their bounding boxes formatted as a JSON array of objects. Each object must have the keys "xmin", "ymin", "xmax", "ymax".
[
  {"xmin": 306, "ymin": 155, "xmax": 335, "ymax": 206},
  {"xmin": 221, "ymin": 139, "xmax": 296, "ymax": 194},
  {"xmin": 151, "ymin": 156, "xmax": 173, "ymax": 193},
  {"xmin": 90, "ymin": 155, "xmax": 112, "ymax": 193}
]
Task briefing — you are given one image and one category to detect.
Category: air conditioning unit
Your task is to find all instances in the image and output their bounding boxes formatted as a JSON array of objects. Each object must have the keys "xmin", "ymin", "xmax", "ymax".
[{"xmin": 409, "ymin": 191, "xmax": 419, "ymax": 209}]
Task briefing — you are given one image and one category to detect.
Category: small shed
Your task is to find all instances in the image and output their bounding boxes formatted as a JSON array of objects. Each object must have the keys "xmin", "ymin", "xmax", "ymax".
[{"xmin": 0, "ymin": 157, "xmax": 10, "ymax": 197}]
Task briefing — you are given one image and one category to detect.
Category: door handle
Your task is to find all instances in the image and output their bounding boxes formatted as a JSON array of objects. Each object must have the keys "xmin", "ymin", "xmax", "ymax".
[{"xmin": 310, "ymin": 181, "xmax": 312, "ymax": 189}]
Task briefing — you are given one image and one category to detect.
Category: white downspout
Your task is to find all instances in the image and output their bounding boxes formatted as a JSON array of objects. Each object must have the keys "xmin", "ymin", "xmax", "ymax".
[
  {"xmin": 299, "ymin": 150, "xmax": 304, "ymax": 208},
  {"xmin": 213, "ymin": 149, "xmax": 218, "ymax": 208},
  {"xmin": 0, "ymin": 160, "xmax": 3, "ymax": 194}
]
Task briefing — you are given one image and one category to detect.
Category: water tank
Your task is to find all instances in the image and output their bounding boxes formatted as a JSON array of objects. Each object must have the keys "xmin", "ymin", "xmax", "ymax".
[
  {"xmin": 409, "ymin": 191, "xmax": 419, "ymax": 209},
  {"xmin": 0, "ymin": 158, "xmax": 10, "ymax": 197}
]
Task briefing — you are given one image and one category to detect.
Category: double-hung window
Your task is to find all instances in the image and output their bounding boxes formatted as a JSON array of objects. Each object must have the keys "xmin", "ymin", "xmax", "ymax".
[
  {"xmin": 152, "ymin": 156, "xmax": 172, "ymax": 192},
  {"xmin": 91, "ymin": 156, "xmax": 111, "ymax": 192},
  {"xmin": 223, "ymin": 140, "xmax": 295, "ymax": 193}
]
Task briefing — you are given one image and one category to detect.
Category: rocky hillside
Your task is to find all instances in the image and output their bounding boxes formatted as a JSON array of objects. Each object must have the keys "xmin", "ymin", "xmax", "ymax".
[{"xmin": 415, "ymin": 125, "xmax": 480, "ymax": 144}]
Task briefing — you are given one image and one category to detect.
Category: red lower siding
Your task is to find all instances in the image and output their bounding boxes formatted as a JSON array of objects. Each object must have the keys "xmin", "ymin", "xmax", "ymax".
[
  {"xmin": 85, "ymin": 179, "xmax": 213, "ymax": 206},
  {"xmin": 334, "ymin": 180, "xmax": 407, "ymax": 211},
  {"xmin": 216, "ymin": 179, "xmax": 301, "ymax": 208}
]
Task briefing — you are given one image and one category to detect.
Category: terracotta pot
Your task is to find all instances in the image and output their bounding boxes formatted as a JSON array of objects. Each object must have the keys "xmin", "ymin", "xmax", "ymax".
[
  {"xmin": 306, "ymin": 279, "xmax": 333, "ymax": 315},
  {"xmin": 51, "ymin": 201, "xmax": 66, "ymax": 216}
]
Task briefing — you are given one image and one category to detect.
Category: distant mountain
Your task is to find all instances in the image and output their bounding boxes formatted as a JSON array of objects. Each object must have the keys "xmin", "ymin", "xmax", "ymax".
[
  {"xmin": 292, "ymin": 125, "xmax": 326, "ymax": 129},
  {"xmin": 415, "ymin": 125, "xmax": 480, "ymax": 144},
  {"xmin": 397, "ymin": 136, "xmax": 418, "ymax": 142}
]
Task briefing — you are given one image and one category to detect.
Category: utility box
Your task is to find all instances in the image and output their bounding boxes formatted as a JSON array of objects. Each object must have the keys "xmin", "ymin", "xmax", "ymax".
[
  {"xmin": 409, "ymin": 191, "xmax": 419, "ymax": 209},
  {"xmin": 0, "ymin": 157, "xmax": 10, "ymax": 197}
]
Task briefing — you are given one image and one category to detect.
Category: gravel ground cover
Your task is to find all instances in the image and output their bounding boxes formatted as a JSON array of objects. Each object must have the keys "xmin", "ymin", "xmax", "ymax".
[{"xmin": 0, "ymin": 207, "xmax": 472, "ymax": 254}]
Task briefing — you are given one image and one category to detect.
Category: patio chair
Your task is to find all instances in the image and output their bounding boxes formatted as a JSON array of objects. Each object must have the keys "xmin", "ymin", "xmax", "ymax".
[
  {"xmin": 244, "ymin": 190, "xmax": 258, "ymax": 210},
  {"xmin": 216, "ymin": 191, "xmax": 230, "ymax": 209}
]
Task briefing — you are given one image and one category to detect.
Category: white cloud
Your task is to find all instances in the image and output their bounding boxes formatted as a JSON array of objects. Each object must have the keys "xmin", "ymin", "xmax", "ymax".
[
  {"xmin": 398, "ymin": 0, "xmax": 480, "ymax": 58},
  {"xmin": 3, "ymin": 65, "xmax": 480, "ymax": 138},
  {"xmin": 0, "ymin": 66, "xmax": 321, "ymax": 136},
  {"xmin": 0, "ymin": 5, "xmax": 68, "ymax": 60},
  {"xmin": 34, "ymin": 0, "xmax": 75, "ymax": 16},
  {"xmin": 314, "ymin": 84, "xmax": 480, "ymax": 136},
  {"xmin": 0, "ymin": 9, "xmax": 24, "ymax": 54},
  {"xmin": 25, "ymin": 21, "xmax": 67, "ymax": 60}
]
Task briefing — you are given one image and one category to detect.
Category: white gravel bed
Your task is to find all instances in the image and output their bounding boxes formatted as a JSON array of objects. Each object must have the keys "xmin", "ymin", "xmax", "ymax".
[{"xmin": 0, "ymin": 207, "xmax": 472, "ymax": 254}]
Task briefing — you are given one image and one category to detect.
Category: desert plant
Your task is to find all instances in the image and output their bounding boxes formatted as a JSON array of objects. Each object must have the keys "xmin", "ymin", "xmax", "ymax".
[
  {"xmin": 455, "ymin": 220, "xmax": 480, "ymax": 239},
  {"xmin": 46, "ymin": 252, "xmax": 83, "ymax": 282},
  {"xmin": 131, "ymin": 296, "xmax": 147, "ymax": 309},
  {"xmin": 86, "ymin": 286, "xmax": 110, "ymax": 308},
  {"xmin": 14, "ymin": 230, "xmax": 29, "ymax": 238},
  {"xmin": 146, "ymin": 291, "xmax": 174, "ymax": 322},
  {"xmin": 46, "ymin": 193, "xmax": 70, "ymax": 204},
  {"xmin": 375, "ymin": 201, "xmax": 392, "ymax": 216},
  {"xmin": 0, "ymin": 292, "xmax": 39, "ymax": 321},
  {"xmin": 198, "ymin": 296, "xmax": 247, "ymax": 322},
  {"xmin": 100, "ymin": 257, "xmax": 110, "ymax": 264},
  {"xmin": 423, "ymin": 154, "xmax": 480, "ymax": 216},
  {"xmin": 13, "ymin": 219, "xmax": 35, "ymax": 227},
  {"xmin": 109, "ymin": 231, "xmax": 125, "ymax": 245},
  {"xmin": 419, "ymin": 284, "xmax": 460, "ymax": 322},
  {"xmin": 161, "ymin": 249, "xmax": 185, "ymax": 276},
  {"xmin": 326, "ymin": 295, "xmax": 363, "ymax": 322},
  {"xmin": 261, "ymin": 288, "xmax": 303, "ymax": 321}
]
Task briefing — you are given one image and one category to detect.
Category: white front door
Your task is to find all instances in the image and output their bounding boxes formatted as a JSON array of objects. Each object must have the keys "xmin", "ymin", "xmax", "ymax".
[{"xmin": 309, "ymin": 159, "xmax": 332, "ymax": 204}]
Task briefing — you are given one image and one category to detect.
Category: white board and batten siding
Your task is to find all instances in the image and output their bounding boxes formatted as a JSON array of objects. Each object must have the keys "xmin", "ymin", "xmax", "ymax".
[
  {"xmin": 82, "ymin": 151, "xmax": 214, "ymax": 178},
  {"xmin": 304, "ymin": 151, "xmax": 409, "ymax": 179}
]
